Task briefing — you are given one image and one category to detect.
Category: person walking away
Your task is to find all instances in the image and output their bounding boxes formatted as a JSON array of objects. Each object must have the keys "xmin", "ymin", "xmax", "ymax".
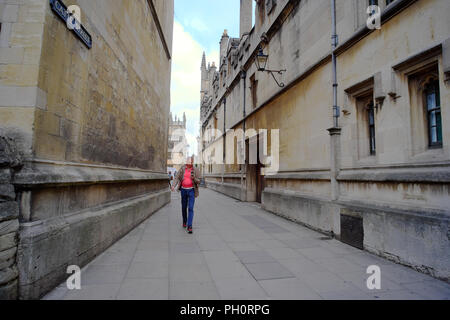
[{"xmin": 171, "ymin": 156, "xmax": 201, "ymax": 234}]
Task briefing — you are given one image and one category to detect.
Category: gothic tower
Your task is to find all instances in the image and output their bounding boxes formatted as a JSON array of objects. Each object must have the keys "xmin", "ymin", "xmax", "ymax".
[{"xmin": 201, "ymin": 52, "xmax": 208, "ymax": 101}]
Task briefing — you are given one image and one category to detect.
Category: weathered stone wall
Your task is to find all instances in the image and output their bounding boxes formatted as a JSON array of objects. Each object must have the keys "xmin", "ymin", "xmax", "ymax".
[
  {"xmin": 200, "ymin": 0, "xmax": 450, "ymax": 281},
  {"xmin": 0, "ymin": 136, "xmax": 22, "ymax": 300},
  {"xmin": 0, "ymin": 0, "xmax": 45, "ymax": 156},
  {"xmin": 34, "ymin": 0, "xmax": 171, "ymax": 170},
  {"xmin": 1, "ymin": 0, "xmax": 174, "ymax": 299}
]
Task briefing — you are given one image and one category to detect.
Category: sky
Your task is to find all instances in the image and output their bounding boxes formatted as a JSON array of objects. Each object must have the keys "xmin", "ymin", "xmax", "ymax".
[{"xmin": 170, "ymin": 0, "xmax": 241, "ymax": 156}]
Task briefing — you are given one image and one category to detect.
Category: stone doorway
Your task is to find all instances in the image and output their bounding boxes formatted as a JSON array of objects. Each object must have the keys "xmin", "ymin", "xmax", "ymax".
[{"xmin": 246, "ymin": 134, "xmax": 264, "ymax": 203}]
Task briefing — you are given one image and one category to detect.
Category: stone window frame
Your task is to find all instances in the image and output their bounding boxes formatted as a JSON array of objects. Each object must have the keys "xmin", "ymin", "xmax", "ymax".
[
  {"xmin": 345, "ymin": 77, "xmax": 378, "ymax": 163},
  {"xmin": 357, "ymin": 91, "xmax": 378, "ymax": 159},
  {"xmin": 392, "ymin": 45, "xmax": 445, "ymax": 160},
  {"xmin": 405, "ymin": 62, "xmax": 443, "ymax": 154}
]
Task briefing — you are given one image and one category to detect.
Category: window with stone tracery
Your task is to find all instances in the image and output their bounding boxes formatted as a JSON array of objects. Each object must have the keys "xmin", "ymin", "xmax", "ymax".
[{"xmin": 407, "ymin": 62, "xmax": 443, "ymax": 154}]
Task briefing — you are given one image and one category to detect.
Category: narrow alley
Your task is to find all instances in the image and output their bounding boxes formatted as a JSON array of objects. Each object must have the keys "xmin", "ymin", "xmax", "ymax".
[{"xmin": 44, "ymin": 189, "xmax": 450, "ymax": 300}]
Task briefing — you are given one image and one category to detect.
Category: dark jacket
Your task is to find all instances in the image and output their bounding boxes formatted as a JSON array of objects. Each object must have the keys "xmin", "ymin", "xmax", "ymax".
[{"xmin": 173, "ymin": 165, "xmax": 201, "ymax": 198}]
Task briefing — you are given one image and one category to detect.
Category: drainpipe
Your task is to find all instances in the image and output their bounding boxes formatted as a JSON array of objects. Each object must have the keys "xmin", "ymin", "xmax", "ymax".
[
  {"xmin": 331, "ymin": 0, "xmax": 339, "ymax": 128},
  {"xmin": 328, "ymin": 0, "xmax": 342, "ymax": 202},
  {"xmin": 241, "ymin": 69, "xmax": 247, "ymax": 201},
  {"xmin": 222, "ymin": 97, "xmax": 226, "ymax": 184}
]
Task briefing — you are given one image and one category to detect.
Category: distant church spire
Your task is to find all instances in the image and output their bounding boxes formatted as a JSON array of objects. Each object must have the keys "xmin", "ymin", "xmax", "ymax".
[
  {"xmin": 201, "ymin": 51, "xmax": 206, "ymax": 69},
  {"xmin": 201, "ymin": 52, "xmax": 208, "ymax": 99}
]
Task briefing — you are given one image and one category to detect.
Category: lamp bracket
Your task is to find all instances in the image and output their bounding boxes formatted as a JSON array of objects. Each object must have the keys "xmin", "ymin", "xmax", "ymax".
[{"xmin": 264, "ymin": 69, "xmax": 286, "ymax": 88}]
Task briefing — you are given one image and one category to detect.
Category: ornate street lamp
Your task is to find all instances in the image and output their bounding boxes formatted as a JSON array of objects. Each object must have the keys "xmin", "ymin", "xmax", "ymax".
[
  {"xmin": 255, "ymin": 47, "xmax": 268, "ymax": 71},
  {"xmin": 254, "ymin": 45, "xmax": 286, "ymax": 88}
]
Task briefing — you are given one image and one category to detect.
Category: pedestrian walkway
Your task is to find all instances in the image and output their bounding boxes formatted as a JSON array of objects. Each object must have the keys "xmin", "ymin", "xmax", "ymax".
[{"xmin": 44, "ymin": 189, "xmax": 450, "ymax": 300}]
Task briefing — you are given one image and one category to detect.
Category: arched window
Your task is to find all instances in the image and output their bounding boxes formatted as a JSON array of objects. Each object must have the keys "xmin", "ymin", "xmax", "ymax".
[{"xmin": 424, "ymin": 79, "xmax": 442, "ymax": 147}]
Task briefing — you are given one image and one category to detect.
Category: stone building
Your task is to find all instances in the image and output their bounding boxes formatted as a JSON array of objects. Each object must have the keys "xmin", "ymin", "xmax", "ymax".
[
  {"xmin": 0, "ymin": 0, "xmax": 173, "ymax": 299},
  {"xmin": 200, "ymin": 0, "xmax": 450, "ymax": 281},
  {"xmin": 168, "ymin": 112, "xmax": 189, "ymax": 171}
]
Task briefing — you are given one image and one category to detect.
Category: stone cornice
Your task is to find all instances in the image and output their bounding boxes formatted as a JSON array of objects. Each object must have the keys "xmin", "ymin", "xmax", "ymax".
[
  {"xmin": 13, "ymin": 159, "xmax": 168, "ymax": 187},
  {"xmin": 338, "ymin": 164, "xmax": 450, "ymax": 183}
]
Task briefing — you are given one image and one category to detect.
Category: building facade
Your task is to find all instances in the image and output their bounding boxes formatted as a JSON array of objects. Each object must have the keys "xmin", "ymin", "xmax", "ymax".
[
  {"xmin": 200, "ymin": 0, "xmax": 450, "ymax": 280},
  {"xmin": 0, "ymin": 0, "xmax": 173, "ymax": 299},
  {"xmin": 168, "ymin": 112, "xmax": 189, "ymax": 171}
]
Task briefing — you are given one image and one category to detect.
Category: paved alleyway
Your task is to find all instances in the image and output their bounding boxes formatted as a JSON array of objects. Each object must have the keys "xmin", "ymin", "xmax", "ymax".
[{"xmin": 44, "ymin": 189, "xmax": 450, "ymax": 300}]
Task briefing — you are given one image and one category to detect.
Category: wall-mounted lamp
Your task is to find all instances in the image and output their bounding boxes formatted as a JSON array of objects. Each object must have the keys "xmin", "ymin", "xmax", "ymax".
[{"xmin": 254, "ymin": 46, "xmax": 286, "ymax": 88}]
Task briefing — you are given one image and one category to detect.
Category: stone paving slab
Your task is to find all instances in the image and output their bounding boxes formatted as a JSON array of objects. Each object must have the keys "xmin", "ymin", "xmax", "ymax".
[
  {"xmin": 44, "ymin": 189, "xmax": 450, "ymax": 300},
  {"xmin": 244, "ymin": 262, "xmax": 296, "ymax": 281},
  {"xmin": 169, "ymin": 281, "xmax": 220, "ymax": 300},
  {"xmin": 117, "ymin": 278, "xmax": 169, "ymax": 300},
  {"xmin": 213, "ymin": 277, "xmax": 269, "ymax": 300},
  {"xmin": 235, "ymin": 250, "xmax": 277, "ymax": 264},
  {"xmin": 258, "ymin": 278, "xmax": 322, "ymax": 300}
]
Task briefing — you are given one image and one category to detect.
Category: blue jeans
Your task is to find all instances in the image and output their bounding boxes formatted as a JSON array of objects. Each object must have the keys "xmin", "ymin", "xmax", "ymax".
[{"xmin": 181, "ymin": 188, "xmax": 195, "ymax": 227}]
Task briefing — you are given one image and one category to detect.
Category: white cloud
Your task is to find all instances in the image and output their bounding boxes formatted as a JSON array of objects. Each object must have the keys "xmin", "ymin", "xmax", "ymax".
[
  {"xmin": 170, "ymin": 21, "xmax": 219, "ymax": 156},
  {"xmin": 185, "ymin": 18, "xmax": 208, "ymax": 32}
]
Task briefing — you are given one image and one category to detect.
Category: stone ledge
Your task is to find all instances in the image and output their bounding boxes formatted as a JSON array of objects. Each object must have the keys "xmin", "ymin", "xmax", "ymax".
[
  {"xmin": 206, "ymin": 180, "xmax": 242, "ymax": 189},
  {"xmin": 262, "ymin": 188, "xmax": 450, "ymax": 281},
  {"xmin": 264, "ymin": 171, "xmax": 331, "ymax": 181},
  {"xmin": 336, "ymin": 198, "xmax": 450, "ymax": 221},
  {"xmin": 262, "ymin": 187, "xmax": 330, "ymax": 203},
  {"xmin": 262, "ymin": 188, "xmax": 337, "ymax": 235},
  {"xmin": 263, "ymin": 187, "xmax": 450, "ymax": 220},
  {"xmin": 345, "ymin": 204, "xmax": 450, "ymax": 281},
  {"xmin": 19, "ymin": 190, "xmax": 170, "ymax": 244},
  {"xmin": 206, "ymin": 181, "xmax": 243, "ymax": 201},
  {"xmin": 17, "ymin": 189, "xmax": 170, "ymax": 299},
  {"xmin": 13, "ymin": 161, "xmax": 169, "ymax": 187},
  {"xmin": 338, "ymin": 166, "xmax": 450, "ymax": 183},
  {"xmin": 204, "ymin": 173, "xmax": 243, "ymax": 179}
]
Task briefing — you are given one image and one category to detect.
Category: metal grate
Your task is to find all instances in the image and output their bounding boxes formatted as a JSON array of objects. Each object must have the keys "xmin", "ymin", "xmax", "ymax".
[{"xmin": 340, "ymin": 214, "xmax": 364, "ymax": 250}]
